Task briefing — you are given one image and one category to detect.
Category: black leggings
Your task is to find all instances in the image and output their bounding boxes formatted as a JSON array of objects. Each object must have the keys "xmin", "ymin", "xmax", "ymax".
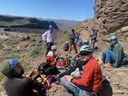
[{"xmin": 46, "ymin": 42, "xmax": 54, "ymax": 56}]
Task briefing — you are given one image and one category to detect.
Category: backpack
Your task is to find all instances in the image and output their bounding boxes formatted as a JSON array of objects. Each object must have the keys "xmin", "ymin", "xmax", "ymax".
[
  {"xmin": 63, "ymin": 42, "xmax": 69, "ymax": 51},
  {"xmin": 56, "ymin": 58, "xmax": 67, "ymax": 66},
  {"xmin": 77, "ymin": 39, "xmax": 83, "ymax": 46},
  {"xmin": 37, "ymin": 62, "xmax": 59, "ymax": 75}
]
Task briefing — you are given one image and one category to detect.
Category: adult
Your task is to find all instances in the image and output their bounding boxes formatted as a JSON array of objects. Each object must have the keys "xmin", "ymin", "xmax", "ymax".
[
  {"xmin": 1, "ymin": 58, "xmax": 46, "ymax": 96},
  {"xmin": 102, "ymin": 34, "xmax": 128, "ymax": 68},
  {"xmin": 89, "ymin": 27, "xmax": 98, "ymax": 50},
  {"xmin": 42, "ymin": 25, "xmax": 56, "ymax": 56},
  {"xmin": 46, "ymin": 45, "xmax": 60, "ymax": 66},
  {"xmin": 69, "ymin": 29, "xmax": 78, "ymax": 53},
  {"xmin": 46, "ymin": 45, "xmax": 66, "ymax": 68},
  {"xmin": 60, "ymin": 45, "xmax": 103, "ymax": 96}
]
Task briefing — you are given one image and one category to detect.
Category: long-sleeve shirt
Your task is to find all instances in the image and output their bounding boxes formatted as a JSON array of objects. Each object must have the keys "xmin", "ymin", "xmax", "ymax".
[
  {"xmin": 4, "ymin": 77, "xmax": 45, "ymax": 96},
  {"xmin": 42, "ymin": 30, "xmax": 56, "ymax": 43},
  {"xmin": 109, "ymin": 43, "xmax": 126, "ymax": 67},
  {"xmin": 72, "ymin": 57, "xmax": 102, "ymax": 91}
]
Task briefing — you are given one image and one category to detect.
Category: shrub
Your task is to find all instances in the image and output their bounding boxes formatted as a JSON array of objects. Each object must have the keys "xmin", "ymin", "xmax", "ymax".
[{"xmin": 29, "ymin": 46, "xmax": 42, "ymax": 57}]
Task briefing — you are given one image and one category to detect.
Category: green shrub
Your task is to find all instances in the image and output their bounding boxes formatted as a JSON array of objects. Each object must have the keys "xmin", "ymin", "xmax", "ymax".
[{"xmin": 29, "ymin": 46, "xmax": 43, "ymax": 57}]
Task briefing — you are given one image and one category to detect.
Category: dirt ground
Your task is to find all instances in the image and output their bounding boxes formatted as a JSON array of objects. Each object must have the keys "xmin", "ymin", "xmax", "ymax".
[{"xmin": 0, "ymin": 28, "xmax": 128, "ymax": 96}]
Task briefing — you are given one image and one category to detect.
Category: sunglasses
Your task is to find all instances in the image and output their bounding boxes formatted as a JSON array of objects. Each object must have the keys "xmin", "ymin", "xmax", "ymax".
[
  {"xmin": 110, "ymin": 39, "xmax": 117, "ymax": 42},
  {"xmin": 79, "ymin": 51, "xmax": 89, "ymax": 56}
]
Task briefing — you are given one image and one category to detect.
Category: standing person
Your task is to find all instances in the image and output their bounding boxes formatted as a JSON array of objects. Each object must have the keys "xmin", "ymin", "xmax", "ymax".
[
  {"xmin": 60, "ymin": 45, "xmax": 103, "ymax": 96},
  {"xmin": 42, "ymin": 25, "xmax": 57, "ymax": 56},
  {"xmin": 1, "ymin": 58, "xmax": 46, "ymax": 96},
  {"xmin": 89, "ymin": 27, "xmax": 98, "ymax": 51},
  {"xmin": 102, "ymin": 34, "xmax": 128, "ymax": 68},
  {"xmin": 69, "ymin": 29, "xmax": 78, "ymax": 53}
]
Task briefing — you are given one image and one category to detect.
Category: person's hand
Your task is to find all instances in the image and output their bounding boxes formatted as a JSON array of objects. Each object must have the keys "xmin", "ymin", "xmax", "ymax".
[
  {"xmin": 64, "ymin": 75, "xmax": 72, "ymax": 81},
  {"xmin": 91, "ymin": 92, "xmax": 97, "ymax": 96}
]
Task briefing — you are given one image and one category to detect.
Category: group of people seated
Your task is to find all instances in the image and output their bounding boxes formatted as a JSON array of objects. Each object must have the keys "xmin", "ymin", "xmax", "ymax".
[{"xmin": 1, "ymin": 25, "xmax": 128, "ymax": 96}]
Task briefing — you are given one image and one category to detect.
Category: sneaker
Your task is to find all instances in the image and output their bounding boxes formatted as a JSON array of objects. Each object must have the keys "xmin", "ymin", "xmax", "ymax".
[{"xmin": 103, "ymin": 63, "xmax": 111, "ymax": 68}]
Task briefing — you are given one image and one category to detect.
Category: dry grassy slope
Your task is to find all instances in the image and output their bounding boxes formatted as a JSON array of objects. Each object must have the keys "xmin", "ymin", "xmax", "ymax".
[{"xmin": 0, "ymin": 23, "xmax": 128, "ymax": 96}]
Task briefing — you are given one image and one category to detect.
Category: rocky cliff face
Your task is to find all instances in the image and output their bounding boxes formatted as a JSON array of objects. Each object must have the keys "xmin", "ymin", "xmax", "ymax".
[{"xmin": 94, "ymin": 0, "xmax": 128, "ymax": 33}]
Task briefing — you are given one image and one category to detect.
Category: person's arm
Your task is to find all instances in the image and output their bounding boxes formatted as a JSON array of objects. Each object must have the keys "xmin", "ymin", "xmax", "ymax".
[
  {"xmin": 101, "ymin": 38, "xmax": 110, "ymax": 43},
  {"xmin": 28, "ymin": 77, "xmax": 46, "ymax": 95},
  {"xmin": 72, "ymin": 64, "xmax": 93, "ymax": 87},
  {"xmin": 112, "ymin": 45, "xmax": 124, "ymax": 68},
  {"xmin": 69, "ymin": 33, "xmax": 72, "ymax": 40},
  {"xmin": 57, "ymin": 61, "xmax": 85, "ymax": 80},
  {"xmin": 42, "ymin": 32, "xmax": 47, "ymax": 41}
]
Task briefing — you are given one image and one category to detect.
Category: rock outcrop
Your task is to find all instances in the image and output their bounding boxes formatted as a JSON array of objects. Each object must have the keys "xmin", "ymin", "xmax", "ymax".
[{"xmin": 94, "ymin": 0, "xmax": 128, "ymax": 33}]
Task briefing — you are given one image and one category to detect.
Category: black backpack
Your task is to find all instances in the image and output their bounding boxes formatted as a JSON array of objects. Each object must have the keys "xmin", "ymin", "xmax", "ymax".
[{"xmin": 37, "ymin": 62, "xmax": 59, "ymax": 75}]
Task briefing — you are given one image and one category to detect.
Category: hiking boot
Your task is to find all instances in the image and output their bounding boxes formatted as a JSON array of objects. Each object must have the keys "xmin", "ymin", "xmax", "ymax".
[{"xmin": 103, "ymin": 63, "xmax": 111, "ymax": 68}]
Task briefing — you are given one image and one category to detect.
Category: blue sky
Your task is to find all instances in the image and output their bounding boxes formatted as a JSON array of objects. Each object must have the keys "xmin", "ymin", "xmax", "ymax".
[{"xmin": 0, "ymin": 0, "xmax": 95, "ymax": 21}]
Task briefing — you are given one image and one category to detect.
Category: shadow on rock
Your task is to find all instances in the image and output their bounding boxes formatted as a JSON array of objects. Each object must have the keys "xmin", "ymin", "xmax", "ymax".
[{"xmin": 99, "ymin": 80, "xmax": 113, "ymax": 96}]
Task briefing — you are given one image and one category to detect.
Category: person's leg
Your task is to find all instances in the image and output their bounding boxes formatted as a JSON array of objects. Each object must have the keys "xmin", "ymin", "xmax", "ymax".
[
  {"xmin": 69, "ymin": 42, "xmax": 72, "ymax": 53},
  {"xmin": 102, "ymin": 49, "xmax": 116, "ymax": 64},
  {"xmin": 72, "ymin": 42, "xmax": 78, "ymax": 53},
  {"xmin": 60, "ymin": 77, "xmax": 91, "ymax": 96},
  {"xmin": 122, "ymin": 54, "xmax": 128, "ymax": 65},
  {"xmin": 102, "ymin": 50, "xmax": 106, "ymax": 63},
  {"xmin": 60, "ymin": 77, "xmax": 77, "ymax": 94},
  {"xmin": 46, "ymin": 42, "xmax": 54, "ymax": 56},
  {"xmin": 91, "ymin": 39, "xmax": 95, "ymax": 50}
]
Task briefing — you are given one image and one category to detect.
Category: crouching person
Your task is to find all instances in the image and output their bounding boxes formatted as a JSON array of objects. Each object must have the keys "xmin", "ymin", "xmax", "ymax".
[
  {"xmin": 1, "ymin": 58, "xmax": 46, "ymax": 96},
  {"xmin": 60, "ymin": 45, "xmax": 103, "ymax": 96}
]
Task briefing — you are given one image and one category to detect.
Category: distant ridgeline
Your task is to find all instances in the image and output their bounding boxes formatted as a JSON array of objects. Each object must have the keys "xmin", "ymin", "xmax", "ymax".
[{"xmin": 0, "ymin": 15, "xmax": 59, "ymax": 32}]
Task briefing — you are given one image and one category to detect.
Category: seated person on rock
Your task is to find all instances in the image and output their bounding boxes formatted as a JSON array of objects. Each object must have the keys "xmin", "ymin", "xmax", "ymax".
[
  {"xmin": 59, "ymin": 45, "xmax": 103, "ymax": 96},
  {"xmin": 46, "ymin": 45, "xmax": 66, "ymax": 67},
  {"xmin": 102, "ymin": 34, "xmax": 128, "ymax": 68},
  {"xmin": 1, "ymin": 58, "xmax": 46, "ymax": 96}
]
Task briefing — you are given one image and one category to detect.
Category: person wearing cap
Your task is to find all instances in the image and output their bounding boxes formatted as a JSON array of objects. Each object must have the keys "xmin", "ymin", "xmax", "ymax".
[
  {"xmin": 42, "ymin": 25, "xmax": 57, "ymax": 56},
  {"xmin": 60, "ymin": 45, "xmax": 103, "ymax": 96},
  {"xmin": 1, "ymin": 58, "xmax": 46, "ymax": 96},
  {"xmin": 102, "ymin": 34, "xmax": 128, "ymax": 68}
]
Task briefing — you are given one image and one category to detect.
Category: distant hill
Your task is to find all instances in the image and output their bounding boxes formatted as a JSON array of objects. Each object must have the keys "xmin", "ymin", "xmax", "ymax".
[
  {"xmin": 49, "ymin": 19, "xmax": 81, "ymax": 31},
  {"xmin": 0, "ymin": 15, "xmax": 80, "ymax": 33}
]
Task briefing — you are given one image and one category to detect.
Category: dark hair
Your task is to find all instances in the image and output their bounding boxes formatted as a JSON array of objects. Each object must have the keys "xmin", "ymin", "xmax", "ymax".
[{"xmin": 71, "ymin": 29, "xmax": 75, "ymax": 32}]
